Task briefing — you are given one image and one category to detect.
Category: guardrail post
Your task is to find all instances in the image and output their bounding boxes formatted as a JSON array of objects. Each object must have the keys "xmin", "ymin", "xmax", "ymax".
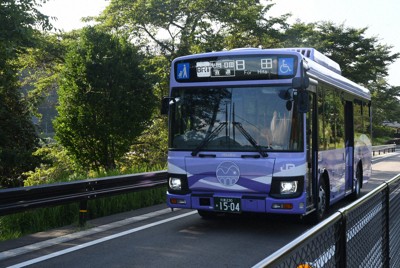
[
  {"xmin": 79, "ymin": 200, "xmax": 88, "ymax": 227},
  {"xmin": 336, "ymin": 212, "xmax": 347, "ymax": 268},
  {"xmin": 383, "ymin": 185, "xmax": 390, "ymax": 268}
]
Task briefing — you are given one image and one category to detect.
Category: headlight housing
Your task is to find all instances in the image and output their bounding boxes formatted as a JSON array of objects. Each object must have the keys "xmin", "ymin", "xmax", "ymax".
[
  {"xmin": 169, "ymin": 177, "xmax": 182, "ymax": 191},
  {"xmin": 167, "ymin": 174, "xmax": 189, "ymax": 194},
  {"xmin": 270, "ymin": 176, "xmax": 304, "ymax": 198},
  {"xmin": 280, "ymin": 181, "xmax": 298, "ymax": 194}
]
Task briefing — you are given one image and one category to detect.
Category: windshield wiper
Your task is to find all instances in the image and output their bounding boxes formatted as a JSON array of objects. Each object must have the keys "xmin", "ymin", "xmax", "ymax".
[
  {"xmin": 233, "ymin": 122, "xmax": 268, "ymax": 157},
  {"xmin": 191, "ymin": 122, "xmax": 227, "ymax": 156}
]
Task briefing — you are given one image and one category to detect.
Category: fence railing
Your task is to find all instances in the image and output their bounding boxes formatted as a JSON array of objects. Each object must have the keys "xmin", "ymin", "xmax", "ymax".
[
  {"xmin": 0, "ymin": 171, "xmax": 167, "ymax": 225},
  {"xmin": 253, "ymin": 173, "xmax": 400, "ymax": 268},
  {"xmin": 372, "ymin": 143, "xmax": 397, "ymax": 156}
]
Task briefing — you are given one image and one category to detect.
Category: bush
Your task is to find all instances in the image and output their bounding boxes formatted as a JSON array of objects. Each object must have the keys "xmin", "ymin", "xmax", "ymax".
[{"xmin": 0, "ymin": 186, "xmax": 166, "ymax": 241}]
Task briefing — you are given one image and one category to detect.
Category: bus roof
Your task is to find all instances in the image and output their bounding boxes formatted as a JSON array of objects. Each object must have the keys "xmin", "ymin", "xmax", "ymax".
[
  {"xmin": 284, "ymin": 48, "xmax": 370, "ymax": 101},
  {"xmin": 172, "ymin": 48, "xmax": 371, "ymax": 101}
]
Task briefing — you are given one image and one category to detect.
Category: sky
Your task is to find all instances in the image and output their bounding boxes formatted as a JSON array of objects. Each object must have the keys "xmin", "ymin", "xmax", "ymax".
[{"xmin": 39, "ymin": 0, "xmax": 400, "ymax": 86}]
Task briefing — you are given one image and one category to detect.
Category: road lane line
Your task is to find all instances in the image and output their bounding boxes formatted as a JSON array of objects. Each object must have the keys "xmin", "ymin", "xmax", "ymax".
[
  {"xmin": 7, "ymin": 210, "xmax": 197, "ymax": 268},
  {"xmin": 1, "ymin": 208, "xmax": 173, "ymax": 261},
  {"xmin": 1, "ymin": 208, "xmax": 194, "ymax": 263}
]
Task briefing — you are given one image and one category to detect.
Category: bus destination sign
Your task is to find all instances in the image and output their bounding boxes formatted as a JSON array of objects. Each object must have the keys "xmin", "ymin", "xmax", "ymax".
[{"xmin": 175, "ymin": 55, "xmax": 297, "ymax": 82}]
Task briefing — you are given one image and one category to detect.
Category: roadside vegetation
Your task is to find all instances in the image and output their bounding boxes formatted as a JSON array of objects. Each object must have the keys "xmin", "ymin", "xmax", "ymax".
[{"xmin": 1, "ymin": 0, "xmax": 399, "ymax": 240}]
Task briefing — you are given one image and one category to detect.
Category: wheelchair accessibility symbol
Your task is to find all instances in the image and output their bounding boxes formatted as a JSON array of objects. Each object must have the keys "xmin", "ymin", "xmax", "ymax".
[{"xmin": 278, "ymin": 58, "xmax": 294, "ymax": 76}]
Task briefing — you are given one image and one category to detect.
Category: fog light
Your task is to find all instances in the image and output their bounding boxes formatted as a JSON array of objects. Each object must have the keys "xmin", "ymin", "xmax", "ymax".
[
  {"xmin": 280, "ymin": 181, "xmax": 298, "ymax": 194},
  {"xmin": 177, "ymin": 199, "xmax": 186, "ymax": 205},
  {"xmin": 169, "ymin": 177, "xmax": 182, "ymax": 191},
  {"xmin": 272, "ymin": 203, "xmax": 282, "ymax": 209}
]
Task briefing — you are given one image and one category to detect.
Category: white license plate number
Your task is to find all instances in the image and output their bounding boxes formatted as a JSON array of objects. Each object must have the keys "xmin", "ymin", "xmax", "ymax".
[{"xmin": 214, "ymin": 197, "xmax": 241, "ymax": 213}]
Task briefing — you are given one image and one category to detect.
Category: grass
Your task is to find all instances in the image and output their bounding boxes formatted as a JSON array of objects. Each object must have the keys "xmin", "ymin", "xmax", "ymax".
[{"xmin": 373, "ymin": 136, "xmax": 394, "ymax": 146}]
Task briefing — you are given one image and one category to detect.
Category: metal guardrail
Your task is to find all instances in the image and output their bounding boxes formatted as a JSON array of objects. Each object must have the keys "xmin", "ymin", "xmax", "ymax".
[
  {"xmin": 372, "ymin": 144, "xmax": 397, "ymax": 156},
  {"xmin": 253, "ymin": 173, "xmax": 400, "ymax": 268},
  {"xmin": 0, "ymin": 171, "xmax": 168, "ymax": 224}
]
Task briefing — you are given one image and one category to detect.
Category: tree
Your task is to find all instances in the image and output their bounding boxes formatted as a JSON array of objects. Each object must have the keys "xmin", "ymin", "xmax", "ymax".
[
  {"xmin": 283, "ymin": 21, "xmax": 399, "ymax": 86},
  {"xmin": 0, "ymin": 0, "xmax": 52, "ymax": 187},
  {"xmin": 370, "ymin": 80, "xmax": 400, "ymax": 125},
  {"xmin": 53, "ymin": 27, "xmax": 155, "ymax": 171},
  {"xmin": 97, "ymin": 0, "xmax": 288, "ymax": 59}
]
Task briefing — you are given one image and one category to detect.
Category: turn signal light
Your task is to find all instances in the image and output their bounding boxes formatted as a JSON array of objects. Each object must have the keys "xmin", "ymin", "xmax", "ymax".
[
  {"xmin": 170, "ymin": 198, "xmax": 186, "ymax": 205},
  {"xmin": 272, "ymin": 203, "xmax": 293, "ymax": 209}
]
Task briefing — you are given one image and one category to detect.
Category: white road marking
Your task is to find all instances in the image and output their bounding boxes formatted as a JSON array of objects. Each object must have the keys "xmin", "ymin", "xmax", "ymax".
[{"xmin": 3, "ymin": 209, "xmax": 197, "ymax": 267}]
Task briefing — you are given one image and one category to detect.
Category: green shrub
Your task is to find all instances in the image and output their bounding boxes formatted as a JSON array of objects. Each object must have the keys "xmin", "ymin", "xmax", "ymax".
[{"xmin": 0, "ymin": 186, "xmax": 166, "ymax": 241}]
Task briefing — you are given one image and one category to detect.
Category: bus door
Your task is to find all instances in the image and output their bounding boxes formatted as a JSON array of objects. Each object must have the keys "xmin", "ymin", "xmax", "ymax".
[
  {"xmin": 306, "ymin": 87, "xmax": 318, "ymax": 210},
  {"xmin": 345, "ymin": 101, "xmax": 354, "ymax": 194}
]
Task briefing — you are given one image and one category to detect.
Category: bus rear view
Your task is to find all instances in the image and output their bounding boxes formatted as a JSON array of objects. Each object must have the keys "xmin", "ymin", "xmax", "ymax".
[{"xmin": 163, "ymin": 48, "xmax": 371, "ymax": 222}]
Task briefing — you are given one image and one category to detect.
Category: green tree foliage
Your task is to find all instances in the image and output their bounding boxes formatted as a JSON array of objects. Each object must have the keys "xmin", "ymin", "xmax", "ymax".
[
  {"xmin": 370, "ymin": 80, "xmax": 400, "ymax": 125},
  {"xmin": 283, "ymin": 21, "xmax": 399, "ymax": 85},
  {"xmin": 97, "ymin": 0, "xmax": 288, "ymax": 58},
  {"xmin": 124, "ymin": 117, "xmax": 168, "ymax": 168},
  {"xmin": 18, "ymin": 33, "xmax": 66, "ymax": 117},
  {"xmin": 53, "ymin": 27, "xmax": 155, "ymax": 171},
  {"xmin": 0, "ymin": 85, "xmax": 39, "ymax": 187},
  {"xmin": 23, "ymin": 143, "xmax": 84, "ymax": 186},
  {"xmin": 0, "ymin": 0, "xmax": 52, "ymax": 187}
]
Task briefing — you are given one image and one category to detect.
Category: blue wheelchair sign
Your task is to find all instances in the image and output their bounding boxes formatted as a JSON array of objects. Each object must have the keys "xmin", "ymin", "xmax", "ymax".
[{"xmin": 278, "ymin": 58, "xmax": 294, "ymax": 76}]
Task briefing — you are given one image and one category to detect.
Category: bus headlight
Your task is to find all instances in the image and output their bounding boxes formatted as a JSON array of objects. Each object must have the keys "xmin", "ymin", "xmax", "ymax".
[
  {"xmin": 169, "ymin": 177, "xmax": 182, "ymax": 191},
  {"xmin": 280, "ymin": 181, "xmax": 298, "ymax": 194},
  {"xmin": 270, "ymin": 176, "xmax": 303, "ymax": 198}
]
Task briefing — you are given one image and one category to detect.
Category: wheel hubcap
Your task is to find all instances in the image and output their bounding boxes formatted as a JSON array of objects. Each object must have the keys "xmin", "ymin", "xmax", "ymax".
[{"xmin": 319, "ymin": 185, "xmax": 326, "ymax": 216}]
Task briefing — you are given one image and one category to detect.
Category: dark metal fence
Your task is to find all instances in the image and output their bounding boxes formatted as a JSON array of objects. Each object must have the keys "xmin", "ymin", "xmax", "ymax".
[
  {"xmin": 0, "ymin": 171, "xmax": 168, "ymax": 225},
  {"xmin": 253, "ymin": 173, "xmax": 400, "ymax": 268},
  {"xmin": 372, "ymin": 144, "xmax": 397, "ymax": 156}
]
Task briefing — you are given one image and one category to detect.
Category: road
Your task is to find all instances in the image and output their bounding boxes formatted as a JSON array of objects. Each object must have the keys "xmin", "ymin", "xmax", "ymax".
[{"xmin": 1, "ymin": 151, "xmax": 399, "ymax": 268}]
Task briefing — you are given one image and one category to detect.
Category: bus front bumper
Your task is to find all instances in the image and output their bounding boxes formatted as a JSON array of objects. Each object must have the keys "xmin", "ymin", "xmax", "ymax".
[{"xmin": 167, "ymin": 192, "xmax": 307, "ymax": 215}]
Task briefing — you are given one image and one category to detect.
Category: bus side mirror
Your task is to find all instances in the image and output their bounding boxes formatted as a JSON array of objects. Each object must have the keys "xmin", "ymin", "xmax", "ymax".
[
  {"xmin": 161, "ymin": 97, "xmax": 171, "ymax": 115},
  {"xmin": 292, "ymin": 77, "xmax": 310, "ymax": 90},
  {"xmin": 297, "ymin": 90, "xmax": 309, "ymax": 113},
  {"xmin": 292, "ymin": 76, "xmax": 310, "ymax": 113}
]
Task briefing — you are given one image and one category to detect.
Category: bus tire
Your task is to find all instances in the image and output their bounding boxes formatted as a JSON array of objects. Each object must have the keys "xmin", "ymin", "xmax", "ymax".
[
  {"xmin": 307, "ymin": 178, "xmax": 329, "ymax": 224},
  {"xmin": 350, "ymin": 165, "xmax": 362, "ymax": 200}
]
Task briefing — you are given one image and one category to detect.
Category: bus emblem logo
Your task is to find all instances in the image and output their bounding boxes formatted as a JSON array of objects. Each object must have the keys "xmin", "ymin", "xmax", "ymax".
[{"xmin": 216, "ymin": 162, "xmax": 240, "ymax": 186}]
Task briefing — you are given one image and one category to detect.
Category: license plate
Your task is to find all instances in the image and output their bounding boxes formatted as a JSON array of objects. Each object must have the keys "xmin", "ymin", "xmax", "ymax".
[{"xmin": 214, "ymin": 197, "xmax": 241, "ymax": 213}]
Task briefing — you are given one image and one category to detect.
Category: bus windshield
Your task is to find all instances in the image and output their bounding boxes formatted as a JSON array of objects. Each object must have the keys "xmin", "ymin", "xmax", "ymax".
[{"xmin": 170, "ymin": 86, "xmax": 304, "ymax": 152}]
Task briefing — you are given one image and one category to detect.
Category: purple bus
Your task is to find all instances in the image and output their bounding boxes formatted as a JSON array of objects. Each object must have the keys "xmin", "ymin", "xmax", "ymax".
[{"xmin": 162, "ymin": 48, "xmax": 371, "ymax": 222}]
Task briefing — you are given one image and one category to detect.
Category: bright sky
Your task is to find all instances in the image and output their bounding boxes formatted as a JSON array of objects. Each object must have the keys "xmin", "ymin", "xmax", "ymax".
[{"xmin": 39, "ymin": 0, "xmax": 400, "ymax": 86}]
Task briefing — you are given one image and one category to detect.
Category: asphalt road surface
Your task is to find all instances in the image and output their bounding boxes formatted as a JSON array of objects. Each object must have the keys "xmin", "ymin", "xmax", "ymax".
[{"xmin": 1, "ymin": 151, "xmax": 399, "ymax": 268}]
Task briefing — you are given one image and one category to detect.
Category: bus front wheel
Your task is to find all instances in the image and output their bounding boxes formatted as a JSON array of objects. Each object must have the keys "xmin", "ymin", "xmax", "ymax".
[
  {"xmin": 317, "ymin": 179, "xmax": 328, "ymax": 219},
  {"xmin": 350, "ymin": 166, "xmax": 362, "ymax": 201},
  {"xmin": 307, "ymin": 178, "xmax": 329, "ymax": 224}
]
